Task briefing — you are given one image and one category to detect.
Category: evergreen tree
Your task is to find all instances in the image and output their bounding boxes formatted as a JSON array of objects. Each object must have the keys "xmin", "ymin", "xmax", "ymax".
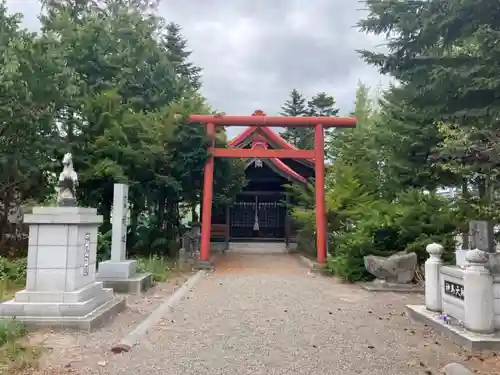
[
  {"xmin": 280, "ymin": 89, "xmax": 307, "ymax": 116},
  {"xmin": 280, "ymin": 89, "xmax": 309, "ymax": 148},
  {"xmin": 305, "ymin": 92, "xmax": 339, "ymax": 150},
  {"xmin": 358, "ymin": 0, "xmax": 496, "ymax": 194},
  {"xmin": 163, "ymin": 22, "xmax": 202, "ymax": 91},
  {"xmin": 307, "ymin": 92, "xmax": 339, "ymax": 117}
]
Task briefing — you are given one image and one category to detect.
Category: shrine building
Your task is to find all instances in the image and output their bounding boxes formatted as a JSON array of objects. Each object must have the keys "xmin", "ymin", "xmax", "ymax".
[{"xmin": 210, "ymin": 126, "xmax": 314, "ymax": 247}]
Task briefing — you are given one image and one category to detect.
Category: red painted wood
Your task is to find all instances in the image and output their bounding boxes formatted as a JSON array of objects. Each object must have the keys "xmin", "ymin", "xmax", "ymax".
[
  {"xmin": 200, "ymin": 123, "xmax": 215, "ymax": 262},
  {"xmin": 189, "ymin": 114, "xmax": 357, "ymax": 128},
  {"xmin": 314, "ymin": 124, "xmax": 327, "ymax": 264},
  {"xmin": 209, "ymin": 147, "xmax": 315, "ymax": 159}
]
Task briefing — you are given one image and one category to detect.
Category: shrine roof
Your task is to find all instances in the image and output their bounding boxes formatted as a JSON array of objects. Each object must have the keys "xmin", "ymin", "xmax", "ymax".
[
  {"xmin": 228, "ymin": 126, "xmax": 314, "ymax": 163},
  {"xmin": 228, "ymin": 126, "xmax": 313, "ymax": 184}
]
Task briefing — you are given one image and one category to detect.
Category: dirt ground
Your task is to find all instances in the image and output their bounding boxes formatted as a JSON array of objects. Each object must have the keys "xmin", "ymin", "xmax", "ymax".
[{"xmin": 15, "ymin": 253, "xmax": 500, "ymax": 374}]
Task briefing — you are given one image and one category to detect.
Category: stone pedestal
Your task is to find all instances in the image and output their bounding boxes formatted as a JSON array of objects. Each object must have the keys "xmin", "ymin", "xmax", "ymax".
[
  {"xmin": 96, "ymin": 184, "xmax": 152, "ymax": 294},
  {"xmin": 0, "ymin": 207, "xmax": 125, "ymax": 331}
]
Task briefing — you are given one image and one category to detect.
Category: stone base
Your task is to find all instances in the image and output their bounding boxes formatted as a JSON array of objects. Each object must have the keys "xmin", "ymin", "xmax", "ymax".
[
  {"xmin": 0, "ymin": 282, "xmax": 114, "ymax": 317},
  {"xmin": 0, "ymin": 297, "xmax": 125, "ymax": 332},
  {"xmin": 98, "ymin": 259, "xmax": 137, "ymax": 279},
  {"xmin": 194, "ymin": 260, "xmax": 214, "ymax": 270},
  {"xmin": 98, "ymin": 272, "xmax": 153, "ymax": 294},
  {"xmin": 407, "ymin": 304, "xmax": 500, "ymax": 350},
  {"xmin": 359, "ymin": 280, "xmax": 423, "ymax": 293}
]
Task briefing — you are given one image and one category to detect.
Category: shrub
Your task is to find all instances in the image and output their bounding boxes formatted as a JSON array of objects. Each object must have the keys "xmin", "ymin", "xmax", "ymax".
[
  {"xmin": 0, "ymin": 257, "xmax": 27, "ymax": 284},
  {"xmin": 326, "ymin": 190, "xmax": 457, "ymax": 282},
  {"xmin": 136, "ymin": 254, "xmax": 174, "ymax": 282},
  {"xmin": 289, "ymin": 163, "xmax": 458, "ymax": 282},
  {"xmin": 325, "ymin": 230, "xmax": 374, "ymax": 281},
  {"xmin": 97, "ymin": 229, "xmax": 112, "ymax": 263}
]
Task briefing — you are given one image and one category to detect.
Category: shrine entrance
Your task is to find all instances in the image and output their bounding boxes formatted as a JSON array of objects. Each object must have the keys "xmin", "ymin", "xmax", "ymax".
[
  {"xmin": 187, "ymin": 110, "xmax": 357, "ymax": 265},
  {"xmin": 230, "ymin": 195, "xmax": 286, "ymax": 240}
]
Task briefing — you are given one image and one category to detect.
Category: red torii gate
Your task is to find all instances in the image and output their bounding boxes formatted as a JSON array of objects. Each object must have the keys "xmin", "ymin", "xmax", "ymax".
[{"xmin": 188, "ymin": 110, "xmax": 357, "ymax": 266}]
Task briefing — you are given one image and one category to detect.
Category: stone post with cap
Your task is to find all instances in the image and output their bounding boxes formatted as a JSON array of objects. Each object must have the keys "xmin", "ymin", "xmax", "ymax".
[
  {"xmin": 425, "ymin": 243, "xmax": 444, "ymax": 312},
  {"xmin": 463, "ymin": 248, "xmax": 494, "ymax": 333}
]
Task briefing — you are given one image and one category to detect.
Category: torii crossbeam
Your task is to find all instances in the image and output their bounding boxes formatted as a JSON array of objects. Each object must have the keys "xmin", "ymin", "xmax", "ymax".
[{"xmin": 187, "ymin": 110, "xmax": 357, "ymax": 267}]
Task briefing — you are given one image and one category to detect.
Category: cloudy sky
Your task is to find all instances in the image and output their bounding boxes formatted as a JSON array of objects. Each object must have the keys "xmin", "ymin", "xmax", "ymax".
[{"xmin": 6, "ymin": 0, "xmax": 389, "ymax": 138}]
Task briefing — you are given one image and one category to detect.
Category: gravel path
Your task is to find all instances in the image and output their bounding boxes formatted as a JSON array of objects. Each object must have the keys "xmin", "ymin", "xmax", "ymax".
[{"xmin": 34, "ymin": 253, "xmax": 497, "ymax": 375}]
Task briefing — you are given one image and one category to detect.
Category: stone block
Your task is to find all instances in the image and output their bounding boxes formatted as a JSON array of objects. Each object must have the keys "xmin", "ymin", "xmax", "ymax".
[
  {"xmin": 469, "ymin": 220, "xmax": 495, "ymax": 252},
  {"xmin": 58, "ymin": 289, "xmax": 114, "ymax": 316},
  {"xmin": 0, "ymin": 285, "xmax": 114, "ymax": 318},
  {"xmin": 407, "ymin": 304, "xmax": 500, "ymax": 350},
  {"xmin": 442, "ymin": 363, "xmax": 473, "ymax": 375},
  {"xmin": 25, "ymin": 269, "xmax": 36, "ymax": 291},
  {"xmin": 358, "ymin": 279, "xmax": 423, "ymax": 293},
  {"xmin": 35, "ymin": 268, "xmax": 67, "ymax": 291},
  {"xmin": 14, "ymin": 282, "xmax": 106, "ymax": 304},
  {"xmin": 37, "ymin": 224, "xmax": 69, "ymax": 246},
  {"xmin": 28, "ymin": 225, "xmax": 39, "ymax": 246},
  {"xmin": 0, "ymin": 297, "xmax": 126, "ymax": 332},
  {"xmin": 27, "ymin": 245, "xmax": 38, "ymax": 269},
  {"xmin": 36, "ymin": 245, "xmax": 70, "ymax": 269},
  {"xmin": 99, "ymin": 273, "xmax": 153, "ymax": 295},
  {"xmin": 194, "ymin": 260, "xmax": 214, "ymax": 270},
  {"xmin": 364, "ymin": 251, "xmax": 417, "ymax": 283},
  {"xmin": 97, "ymin": 260, "xmax": 137, "ymax": 279},
  {"xmin": 66, "ymin": 265, "xmax": 96, "ymax": 291}
]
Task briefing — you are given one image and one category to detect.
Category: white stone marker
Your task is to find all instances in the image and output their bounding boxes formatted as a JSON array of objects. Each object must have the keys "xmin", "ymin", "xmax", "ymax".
[
  {"xmin": 0, "ymin": 207, "xmax": 124, "ymax": 330},
  {"xmin": 97, "ymin": 184, "xmax": 151, "ymax": 294},
  {"xmin": 111, "ymin": 184, "xmax": 129, "ymax": 262},
  {"xmin": 98, "ymin": 184, "xmax": 136, "ymax": 277}
]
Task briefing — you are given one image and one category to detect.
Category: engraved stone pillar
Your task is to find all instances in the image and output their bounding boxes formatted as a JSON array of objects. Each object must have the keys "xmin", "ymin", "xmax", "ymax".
[
  {"xmin": 425, "ymin": 243, "xmax": 443, "ymax": 312},
  {"xmin": 97, "ymin": 184, "xmax": 151, "ymax": 294},
  {"xmin": 464, "ymin": 249, "xmax": 494, "ymax": 334}
]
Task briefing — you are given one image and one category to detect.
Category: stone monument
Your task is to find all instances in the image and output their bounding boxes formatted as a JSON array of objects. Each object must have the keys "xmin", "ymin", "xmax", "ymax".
[
  {"xmin": 407, "ymin": 243, "xmax": 500, "ymax": 350},
  {"xmin": 0, "ymin": 153, "xmax": 125, "ymax": 330},
  {"xmin": 359, "ymin": 250, "xmax": 422, "ymax": 292},
  {"xmin": 96, "ymin": 183, "xmax": 152, "ymax": 294},
  {"xmin": 455, "ymin": 221, "xmax": 500, "ymax": 272}
]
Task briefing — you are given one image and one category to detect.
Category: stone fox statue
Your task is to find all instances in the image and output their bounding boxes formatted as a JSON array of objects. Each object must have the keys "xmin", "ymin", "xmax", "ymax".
[{"xmin": 57, "ymin": 153, "xmax": 79, "ymax": 206}]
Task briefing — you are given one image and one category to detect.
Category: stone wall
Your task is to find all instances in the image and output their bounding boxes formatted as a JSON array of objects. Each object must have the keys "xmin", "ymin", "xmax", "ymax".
[{"xmin": 440, "ymin": 266, "xmax": 465, "ymax": 322}]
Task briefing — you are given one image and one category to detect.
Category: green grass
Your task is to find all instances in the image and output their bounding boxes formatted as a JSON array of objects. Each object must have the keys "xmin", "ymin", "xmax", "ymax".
[
  {"xmin": 136, "ymin": 255, "xmax": 179, "ymax": 282},
  {"xmin": 0, "ymin": 280, "xmax": 23, "ymax": 302},
  {"xmin": 0, "ymin": 280, "xmax": 41, "ymax": 373},
  {"xmin": 0, "ymin": 320, "xmax": 41, "ymax": 373}
]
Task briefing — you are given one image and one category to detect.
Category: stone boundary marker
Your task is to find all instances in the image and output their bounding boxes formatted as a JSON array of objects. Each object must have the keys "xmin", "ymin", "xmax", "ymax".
[
  {"xmin": 296, "ymin": 254, "xmax": 323, "ymax": 272},
  {"xmin": 111, "ymin": 269, "xmax": 207, "ymax": 353},
  {"xmin": 442, "ymin": 363, "xmax": 473, "ymax": 375}
]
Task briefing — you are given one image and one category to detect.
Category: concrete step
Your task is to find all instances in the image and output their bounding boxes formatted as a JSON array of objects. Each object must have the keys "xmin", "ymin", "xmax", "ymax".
[{"xmin": 228, "ymin": 242, "xmax": 287, "ymax": 253}]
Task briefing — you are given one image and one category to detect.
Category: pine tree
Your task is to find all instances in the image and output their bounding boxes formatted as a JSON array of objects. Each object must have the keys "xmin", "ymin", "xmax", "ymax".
[
  {"xmin": 280, "ymin": 89, "xmax": 312, "ymax": 149},
  {"xmin": 280, "ymin": 89, "xmax": 307, "ymax": 116},
  {"xmin": 302, "ymin": 92, "xmax": 339, "ymax": 150},
  {"xmin": 163, "ymin": 22, "xmax": 202, "ymax": 91},
  {"xmin": 307, "ymin": 92, "xmax": 339, "ymax": 117}
]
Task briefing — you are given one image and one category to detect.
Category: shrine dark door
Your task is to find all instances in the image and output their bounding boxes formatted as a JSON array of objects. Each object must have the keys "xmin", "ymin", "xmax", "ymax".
[{"xmin": 229, "ymin": 194, "xmax": 286, "ymax": 239}]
